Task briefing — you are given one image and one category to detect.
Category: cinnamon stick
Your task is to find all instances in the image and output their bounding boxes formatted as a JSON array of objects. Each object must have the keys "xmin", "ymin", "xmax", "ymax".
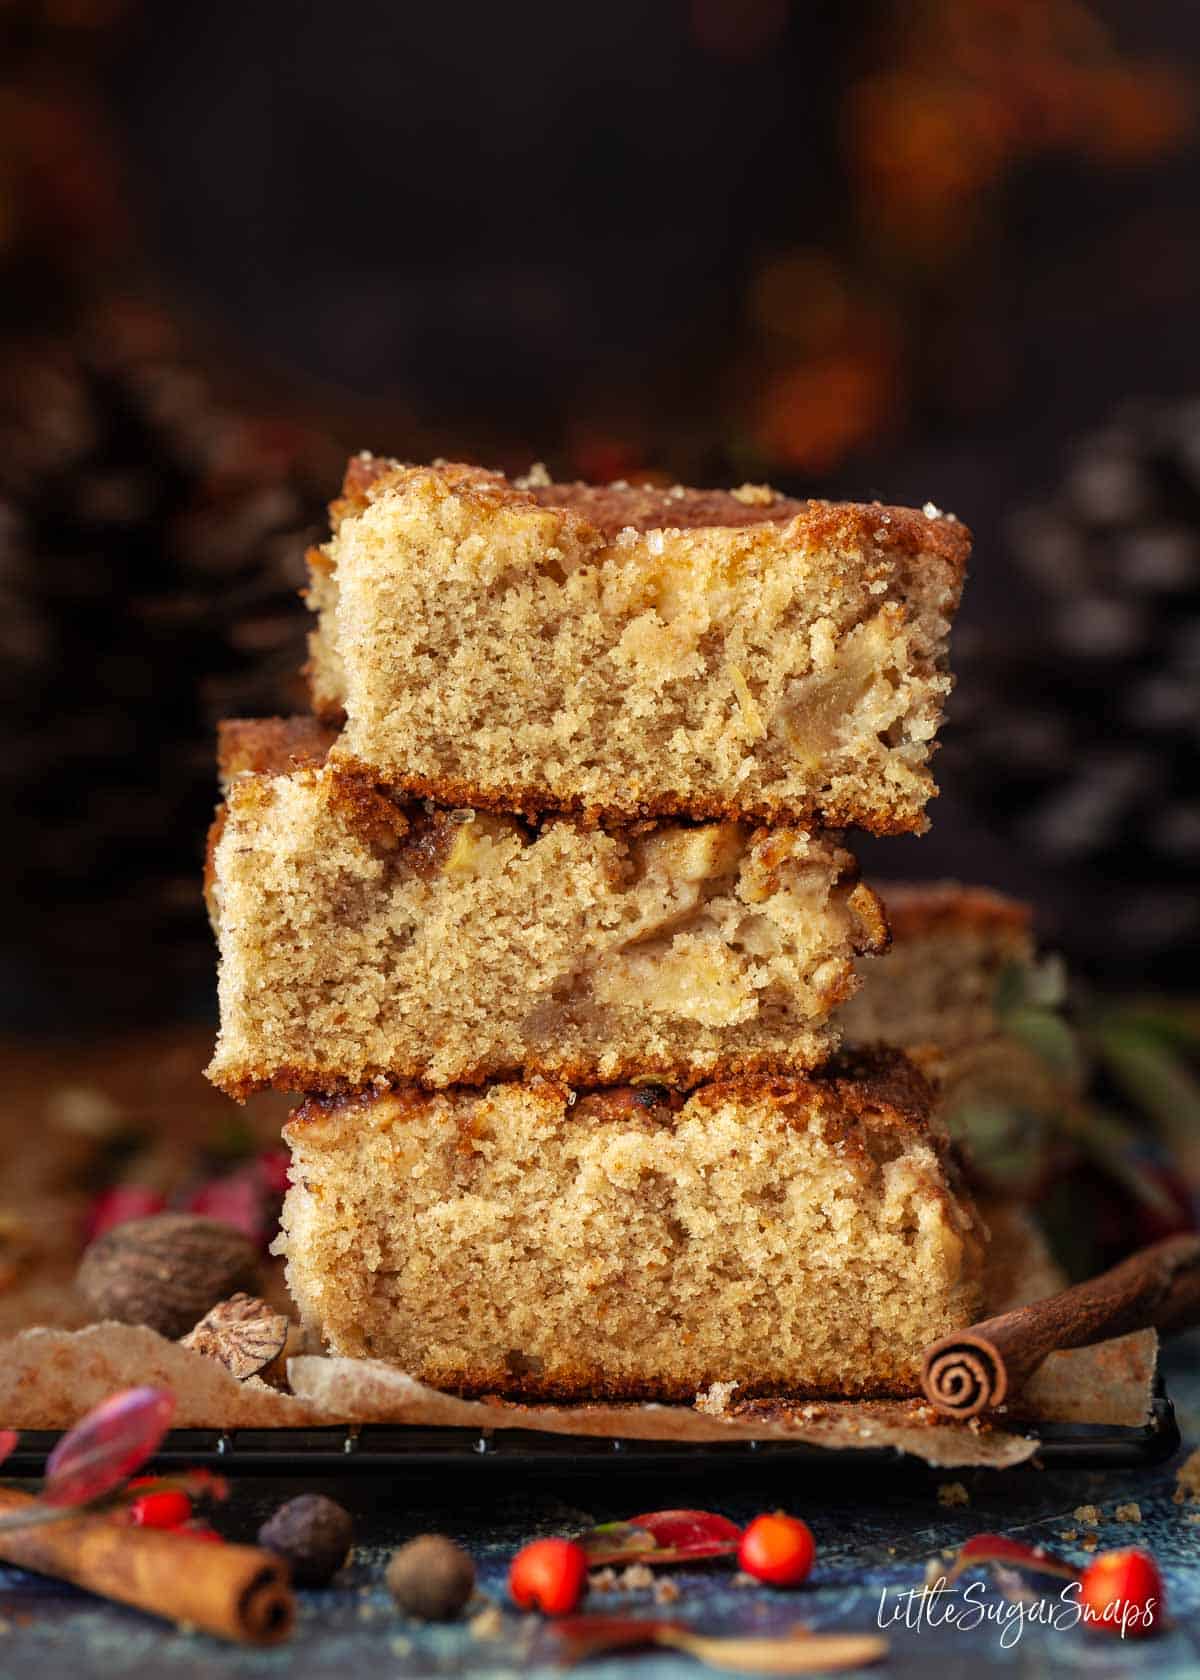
[
  {"xmin": 0, "ymin": 1489, "xmax": 294, "ymax": 1644},
  {"xmin": 922, "ymin": 1232, "xmax": 1200, "ymax": 1419}
]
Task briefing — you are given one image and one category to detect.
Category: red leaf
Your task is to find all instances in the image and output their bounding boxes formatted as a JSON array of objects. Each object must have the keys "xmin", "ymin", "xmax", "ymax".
[
  {"xmin": 0, "ymin": 1429, "xmax": 16, "ymax": 1469},
  {"xmin": 627, "ymin": 1510, "xmax": 744, "ymax": 1548},
  {"xmin": 581, "ymin": 1509, "xmax": 743, "ymax": 1566},
  {"xmin": 43, "ymin": 1388, "xmax": 176, "ymax": 1507},
  {"xmin": 943, "ymin": 1533, "xmax": 1080, "ymax": 1586}
]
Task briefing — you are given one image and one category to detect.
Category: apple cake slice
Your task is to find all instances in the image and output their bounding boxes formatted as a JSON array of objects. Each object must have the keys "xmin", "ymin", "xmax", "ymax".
[
  {"xmin": 276, "ymin": 1052, "xmax": 985, "ymax": 1400},
  {"xmin": 206, "ymin": 719, "xmax": 887, "ymax": 1097},
  {"xmin": 307, "ymin": 455, "xmax": 970, "ymax": 834},
  {"xmin": 839, "ymin": 882, "xmax": 1080, "ymax": 1196},
  {"xmin": 840, "ymin": 882, "xmax": 1036, "ymax": 1056}
]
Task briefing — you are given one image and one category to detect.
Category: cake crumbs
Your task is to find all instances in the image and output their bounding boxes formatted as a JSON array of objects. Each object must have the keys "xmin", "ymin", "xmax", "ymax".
[
  {"xmin": 587, "ymin": 1568, "xmax": 618, "ymax": 1593},
  {"xmin": 732, "ymin": 1571, "xmax": 757, "ymax": 1589},
  {"xmin": 1073, "ymin": 1504, "xmax": 1103, "ymax": 1526},
  {"xmin": 731, "ymin": 482, "xmax": 776, "ymax": 506},
  {"xmin": 922, "ymin": 502, "xmax": 944, "ymax": 520},
  {"xmin": 619, "ymin": 1563, "xmax": 655, "ymax": 1591},
  {"xmin": 1059, "ymin": 1528, "xmax": 1078, "ymax": 1541},
  {"xmin": 514, "ymin": 462, "xmax": 552, "ymax": 489},
  {"xmin": 1114, "ymin": 1503, "xmax": 1142, "ymax": 1524},
  {"xmin": 469, "ymin": 1604, "xmax": 504, "ymax": 1640},
  {"xmin": 653, "ymin": 1577, "xmax": 682, "ymax": 1605},
  {"xmin": 1081, "ymin": 1534, "xmax": 1099, "ymax": 1553},
  {"xmin": 695, "ymin": 1378, "xmax": 740, "ymax": 1416},
  {"xmin": 938, "ymin": 1481, "xmax": 970, "ymax": 1508}
]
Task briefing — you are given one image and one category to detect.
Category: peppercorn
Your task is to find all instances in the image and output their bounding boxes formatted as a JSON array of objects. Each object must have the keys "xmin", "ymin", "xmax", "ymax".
[
  {"xmin": 386, "ymin": 1534, "xmax": 476, "ymax": 1620},
  {"xmin": 257, "ymin": 1494, "xmax": 353, "ymax": 1586}
]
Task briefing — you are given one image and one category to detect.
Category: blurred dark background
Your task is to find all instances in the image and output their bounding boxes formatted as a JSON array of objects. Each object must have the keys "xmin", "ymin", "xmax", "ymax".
[{"xmin": 2, "ymin": 0, "xmax": 1198, "ymax": 1031}]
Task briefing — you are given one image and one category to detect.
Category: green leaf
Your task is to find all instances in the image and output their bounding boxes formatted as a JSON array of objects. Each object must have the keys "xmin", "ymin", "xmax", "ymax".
[
  {"xmin": 1003, "ymin": 1008, "xmax": 1083, "ymax": 1081},
  {"xmin": 994, "ymin": 956, "xmax": 1068, "ymax": 1016},
  {"xmin": 1092, "ymin": 1002, "xmax": 1200, "ymax": 1056},
  {"xmin": 1091, "ymin": 1023, "xmax": 1200, "ymax": 1152},
  {"xmin": 943, "ymin": 1102, "xmax": 1050, "ymax": 1197}
]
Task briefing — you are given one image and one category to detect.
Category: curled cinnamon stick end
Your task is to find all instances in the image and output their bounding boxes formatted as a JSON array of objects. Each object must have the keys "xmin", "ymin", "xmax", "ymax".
[
  {"xmin": 922, "ymin": 1232, "xmax": 1200, "ymax": 1420},
  {"xmin": 238, "ymin": 1561, "xmax": 297, "ymax": 1644},
  {"xmin": 922, "ymin": 1336, "xmax": 1009, "ymax": 1420}
]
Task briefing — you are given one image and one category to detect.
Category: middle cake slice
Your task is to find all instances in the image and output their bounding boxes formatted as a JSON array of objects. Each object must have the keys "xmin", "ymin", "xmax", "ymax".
[{"xmin": 206, "ymin": 718, "xmax": 887, "ymax": 1096}]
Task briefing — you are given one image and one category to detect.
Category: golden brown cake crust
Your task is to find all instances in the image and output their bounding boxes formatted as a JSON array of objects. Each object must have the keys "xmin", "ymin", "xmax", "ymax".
[
  {"xmin": 327, "ymin": 753, "xmax": 925, "ymax": 835},
  {"xmin": 877, "ymin": 881, "xmax": 1033, "ymax": 942},
  {"xmin": 217, "ymin": 716, "xmax": 338, "ymax": 784},
  {"xmin": 339, "ymin": 452, "xmax": 972, "ymax": 570},
  {"xmin": 285, "ymin": 1048, "xmax": 934, "ymax": 1137}
]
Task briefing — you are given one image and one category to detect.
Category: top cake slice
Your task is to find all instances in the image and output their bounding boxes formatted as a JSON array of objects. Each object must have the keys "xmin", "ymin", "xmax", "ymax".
[{"xmin": 307, "ymin": 455, "xmax": 970, "ymax": 833}]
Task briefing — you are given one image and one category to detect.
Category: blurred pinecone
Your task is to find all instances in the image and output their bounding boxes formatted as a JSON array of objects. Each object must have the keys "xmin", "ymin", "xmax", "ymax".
[
  {"xmin": 948, "ymin": 399, "xmax": 1200, "ymax": 989},
  {"xmin": 0, "ymin": 303, "xmax": 342, "ymax": 1027}
]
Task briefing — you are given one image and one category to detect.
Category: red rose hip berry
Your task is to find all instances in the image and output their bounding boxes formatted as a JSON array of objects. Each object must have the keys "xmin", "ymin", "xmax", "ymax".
[
  {"xmin": 1080, "ymin": 1547, "xmax": 1163, "ymax": 1638},
  {"xmin": 125, "ymin": 1487, "xmax": 193, "ymax": 1529},
  {"xmin": 738, "ymin": 1512, "xmax": 816, "ymax": 1586},
  {"xmin": 508, "ymin": 1538, "xmax": 588, "ymax": 1615}
]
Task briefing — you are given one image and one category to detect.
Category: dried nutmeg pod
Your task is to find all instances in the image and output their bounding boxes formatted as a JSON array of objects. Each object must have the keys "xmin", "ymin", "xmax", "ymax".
[
  {"xmin": 258, "ymin": 1495, "xmax": 354, "ymax": 1586},
  {"xmin": 76, "ymin": 1213, "xmax": 259, "ymax": 1339},
  {"xmin": 386, "ymin": 1534, "xmax": 476, "ymax": 1620},
  {"xmin": 180, "ymin": 1293, "xmax": 290, "ymax": 1381}
]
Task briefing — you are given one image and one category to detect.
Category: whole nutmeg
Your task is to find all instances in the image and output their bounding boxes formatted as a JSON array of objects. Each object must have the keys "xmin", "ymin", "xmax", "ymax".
[
  {"xmin": 180, "ymin": 1292, "xmax": 290, "ymax": 1381},
  {"xmin": 386, "ymin": 1534, "xmax": 476, "ymax": 1620},
  {"xmin": 76, "ymin": 1213, "xmax": 259, "ymax": 1339},
  {"xmin": 258, "ymin": 1495, "xmax": 354, "ymax": 1586}
]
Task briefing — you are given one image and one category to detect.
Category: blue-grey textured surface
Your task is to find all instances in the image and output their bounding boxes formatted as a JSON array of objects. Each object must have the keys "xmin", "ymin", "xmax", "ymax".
[{"xmin": 2, "ymin": 1334, "xmax": 1198, "ymax": 1677}]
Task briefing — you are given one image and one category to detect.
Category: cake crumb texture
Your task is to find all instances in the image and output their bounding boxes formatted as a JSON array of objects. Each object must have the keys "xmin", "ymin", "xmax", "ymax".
[
  {"xmin": 308, "ymin": 456, "xmax": 970, "ymax": 834},
  {"xmin": 276, "ymin": 1054, "xmax": 985, "ymax": 1400}
]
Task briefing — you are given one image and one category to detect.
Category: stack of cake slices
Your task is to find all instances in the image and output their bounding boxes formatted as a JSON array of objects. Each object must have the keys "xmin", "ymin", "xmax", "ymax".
[{"xmin": 206, "ymin": 455, "xmax": 985, "ymax": 1401}]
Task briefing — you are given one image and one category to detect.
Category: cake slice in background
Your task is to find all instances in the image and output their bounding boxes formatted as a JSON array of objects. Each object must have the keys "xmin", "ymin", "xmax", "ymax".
[
  {"xmin": 276, "ymin": 1052, "xmax": 984, "ymax": 1400},
  {"xmin": 838, "ymin": 882, "xmax": 1075, "ymax": 1200},
  {"xmin": 308, "ymin": 456, "xmax": 969, "ymax": 834},
  {"xmin": 206, "ymin": 719, "xmax": 887, "ymax": 1096}
]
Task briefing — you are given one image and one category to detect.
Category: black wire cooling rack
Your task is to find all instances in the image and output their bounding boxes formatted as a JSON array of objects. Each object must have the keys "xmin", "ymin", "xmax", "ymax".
[{"xmin": 3, "ymin": 1387, "xmax": 1178, "ymax": 1480}]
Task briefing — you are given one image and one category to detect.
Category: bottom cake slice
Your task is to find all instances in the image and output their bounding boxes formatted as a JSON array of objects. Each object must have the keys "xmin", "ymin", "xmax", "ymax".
[{"xmin": 276, "ymin": 1052, "xmax": 985, "ymax": 1400}]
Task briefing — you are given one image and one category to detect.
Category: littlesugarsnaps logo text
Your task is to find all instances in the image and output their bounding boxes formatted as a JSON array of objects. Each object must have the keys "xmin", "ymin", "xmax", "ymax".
[{"xmin": 877, "ymin": 1577, "xmax": 1158, "ymax": 1647}]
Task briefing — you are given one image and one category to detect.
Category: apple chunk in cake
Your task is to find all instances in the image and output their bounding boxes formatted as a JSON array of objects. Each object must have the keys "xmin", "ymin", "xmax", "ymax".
[
  {"xmin": 276, "ymin": 1054, "xmax": 985, "ymax": 1399},
  {"xmin": 206, "ymin": 720, "xmax": 887, "ymax": 1096},
  {"xmin": 307, "ymin": 455, "xmax": 970, "ymax": 834}
]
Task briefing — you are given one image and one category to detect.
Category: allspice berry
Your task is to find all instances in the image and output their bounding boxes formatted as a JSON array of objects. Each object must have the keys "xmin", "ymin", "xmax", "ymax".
[
  {"xmin": 386, "ymin": 1534, "xmax": 476, "ymax": 1620},
  {"xmin": 77, "ymin": 1213, "xmax": 260, "ymax": 1339},
  {"xmin": 258, "ymin": 1495, "xmax": 354, "ymax": 1586}
]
